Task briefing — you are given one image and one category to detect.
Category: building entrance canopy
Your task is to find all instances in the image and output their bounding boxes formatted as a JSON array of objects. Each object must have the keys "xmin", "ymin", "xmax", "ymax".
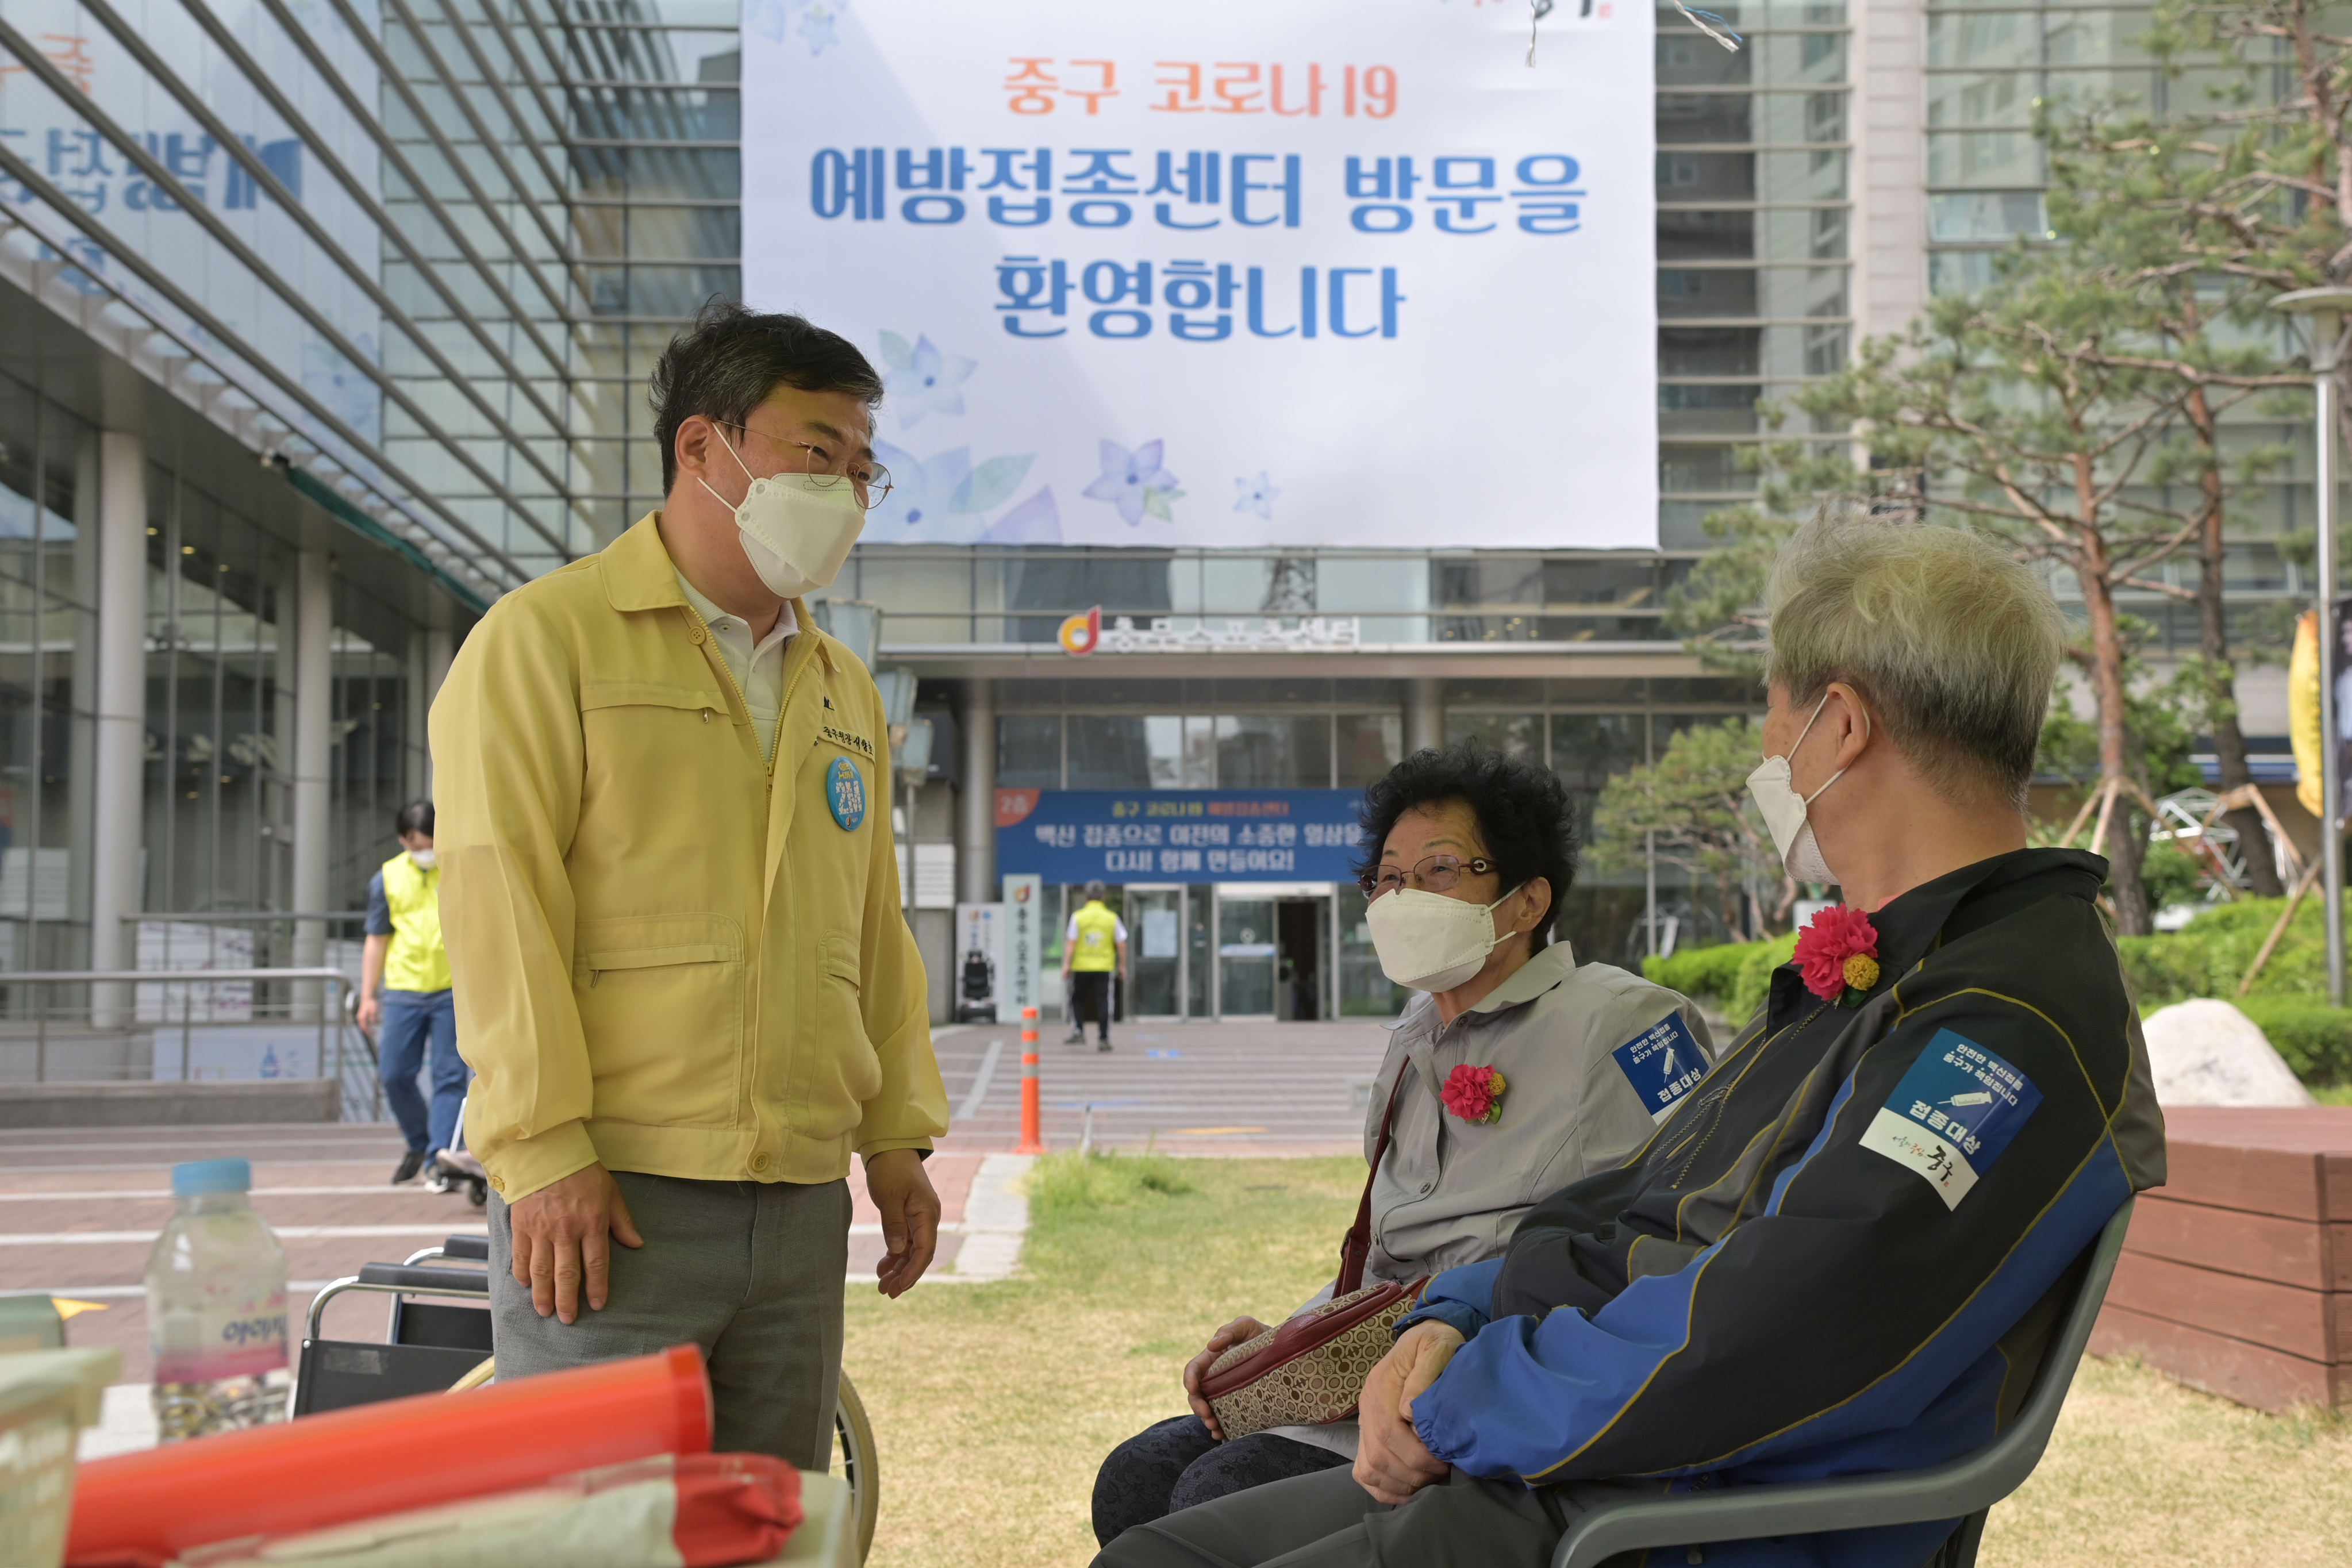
[{"xmin": 995, "ymin": 789, "xmax": 1365, "ymax": 885}]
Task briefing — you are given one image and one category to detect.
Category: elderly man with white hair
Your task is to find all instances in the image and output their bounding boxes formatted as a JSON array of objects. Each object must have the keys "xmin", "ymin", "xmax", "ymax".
[{"xmin": 1093, "ymin": 514, "xmax": 2167, "ymax": 1568}]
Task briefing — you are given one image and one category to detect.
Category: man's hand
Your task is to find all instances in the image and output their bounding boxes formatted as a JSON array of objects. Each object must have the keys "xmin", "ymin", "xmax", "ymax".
[
  {"xmin": 1182, "ymin": 1315, "xmax": 1272, "ymax": 1440},
  {"xmin": 1353, "ymin": 1321, "xmax": 1464, "ymax": 1505},
  {"xmin": 356, "ymin": 993, "xmax": 381, "ymax": 1033},
  {"xmin": 865, "ymin": 1148, "xmax": 940, "ymax": 1297},
  {"xmin": 507, "ymin": 1163, "xmax": 643, "ymax": 1324}
]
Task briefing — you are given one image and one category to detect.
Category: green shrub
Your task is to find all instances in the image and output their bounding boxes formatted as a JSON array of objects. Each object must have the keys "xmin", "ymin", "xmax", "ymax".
[
  {"xmin": 1728, "ymin": 931, "xmax": 1801, "ymax": 1023},
  {"xmin": 2116, "ymin": 895, "xmax": 2345, "ymax": 1009},
  {"xmin": 1024, "ymin": 1150, "xmax": 1194, "ymax": 1218},
  {"xmin": 2227, "ymin": 997, "xmax": 2352, "ymax": 1087},
  {"xmin": 1642, "ymin": 932, "xmax": 1799, "ymax": 1027},
  {"xmin": 1642, "ymin": 940, "xmax": 1770, "ymax": 1004}
]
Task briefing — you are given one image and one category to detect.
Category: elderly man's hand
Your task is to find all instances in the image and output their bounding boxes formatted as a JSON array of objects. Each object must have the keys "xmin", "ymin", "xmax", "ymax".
[
  {"xmin": 1354, "ymin": 1321, "xmax": 1463, "ymax": 1504},
  {"xmin": 865, "ymin": 1148, "xmax": 941, "ymax": 1297},
  {"xmin": 507, "ymin": 1162, "xmax": 643, "ymax": 1324}
]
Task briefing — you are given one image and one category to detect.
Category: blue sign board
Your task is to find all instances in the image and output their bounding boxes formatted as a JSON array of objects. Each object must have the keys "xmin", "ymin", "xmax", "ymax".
[{"xmin": 995, "ymin": 789, "xmax": 1367, "ymax": 886}]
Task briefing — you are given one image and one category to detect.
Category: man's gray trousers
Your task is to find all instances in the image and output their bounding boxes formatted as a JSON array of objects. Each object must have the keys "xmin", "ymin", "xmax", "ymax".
[{"xmin": 487, "ymin": 1170, "xmax": 849, "ymax": 1467}]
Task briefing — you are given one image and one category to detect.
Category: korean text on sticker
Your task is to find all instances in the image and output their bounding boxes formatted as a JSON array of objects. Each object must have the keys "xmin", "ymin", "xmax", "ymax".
[
  {"xmin": 1858, "ymin": 1028, "xmax": 2043, "ymax": 1210},
  {"xmin": 1611, "ymin": 1011, "xmax": 1707, "ymax": 1124}
]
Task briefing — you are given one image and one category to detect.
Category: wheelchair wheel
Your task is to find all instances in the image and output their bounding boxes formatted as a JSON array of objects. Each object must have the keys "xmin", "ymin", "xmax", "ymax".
[{"xmin": 833, "ymin": 1371, "xmax": 879, "ymax": 1564}]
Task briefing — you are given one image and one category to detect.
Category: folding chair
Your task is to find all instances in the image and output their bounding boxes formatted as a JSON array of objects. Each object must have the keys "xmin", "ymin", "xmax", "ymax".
[
  {"xmin": 1550, "ymin": 1197, "xmax": 2134, "ymax": 1568},
  {"xmin": 294, "ymin": 1233, "xmax": 883, "ymax": 1563}
]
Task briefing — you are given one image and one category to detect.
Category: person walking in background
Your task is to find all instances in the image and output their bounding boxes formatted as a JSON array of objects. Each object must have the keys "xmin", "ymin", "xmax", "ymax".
[
  {"xmin": 1064, "ymin": 880, "xmax": 1126, "ymax": 1050},
  {"xmin": 358, "ymin": 800, "xmax": 463, "ymax": 1187}
]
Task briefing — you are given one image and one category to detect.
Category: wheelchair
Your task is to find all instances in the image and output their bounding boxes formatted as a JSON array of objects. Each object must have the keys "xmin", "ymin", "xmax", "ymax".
[{"xmin": 293, "ymin": 1233, "xmax": 881, "ymax": 1563}]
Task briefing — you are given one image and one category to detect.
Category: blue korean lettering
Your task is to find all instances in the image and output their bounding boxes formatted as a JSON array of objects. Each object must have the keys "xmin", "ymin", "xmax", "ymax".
[
  {"xmin": 980, "ymin": 148, "xmax": 1052, "ymax": 225},
  {"xmin": 1512, "ymin": 154, "xmax": 1584, "ymax": 235},
  {"xmin": 1062, "ymin": 148, "xmax": 1139, "ymax": 228},
  {"xmin": 1082, "ymin": 259, "xmax": 1152, "ymax": 337},
  {"xmin": 224, "ymin": 136, "xmax": 303, "ymax": 210},
  {"xmin": 1327, "ymin": 267, "xmax": 1404, "ymax": 339},
  {"xmin": 1247, "ymin": 265, "xmax": 1316, "ymax": 338},
  {"xmin": 1428, "ymin": 155, "xmax": 1500, "ymax": 234},
  {"xmin": 997, "ymin": 255, "xmax": 1073, "ymax": 337},
  {"xmin": 46, "ymin": 129, "xmax": 110, "ymax": 180},
  {"xmin": 1230, "ymin": 152, "xmax": 1301, "ymax": 228},
  {"xmin": 896, "ymin": 147, "xmax": 973, "ymax": 224},
  {"xmin": 811, "ymin": 148, "xmax": 886, "ymax": 220},
  {"xmin": 1147, "ymin": 151, "xmax": 1221, "ymax": 230},
  {"xmin": 1163, "ymin": 259, "xmax": 1239, "ymax": 341},
  {"xmin": 1346, "ymin": 155, "xmax": 1417, "ymax": 232}
]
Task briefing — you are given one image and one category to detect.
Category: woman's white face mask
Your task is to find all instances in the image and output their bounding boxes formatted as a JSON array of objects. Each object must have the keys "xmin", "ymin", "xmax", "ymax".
[
  {"xmin": 697, "ymin": 429, "xmax": 867, "ymax": 601},
  {"xmin": 1744, "ymin": 690, "xmax": 1866, "ymax": 886},
  {"xmin": 1364, "ymin": 884, "xmax": 1527, "ymax": 994}
]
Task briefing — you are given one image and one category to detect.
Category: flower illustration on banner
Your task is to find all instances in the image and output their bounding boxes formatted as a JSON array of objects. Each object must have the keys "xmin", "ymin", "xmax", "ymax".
[
  {"xmin": 870, "ymin": 439, "xmax": 1035, "ymax": 539},
  {"xmin": 1082, "ymin": 439, "xmax": 1183, "ymax": 526},
  {"xmin": 877, "ymin": 331, "xmax": 975, "ymax": 426},
  {"xmin": 745, "ymin": 0, "xmax": 845, "ymax": 53},
  {"xmin": 1233, "ymin": 471, "xmax": 1280, "ymax": 520},
  {"xmin": 986, "ymin": 487, "xmax": 1062, "ymax": 543}
]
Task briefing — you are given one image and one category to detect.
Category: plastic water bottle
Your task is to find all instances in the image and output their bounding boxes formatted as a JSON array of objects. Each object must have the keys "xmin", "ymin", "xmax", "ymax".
[{"xmin": 145, "ymin": 1158, "xmax": 291, "ymax": 1440}]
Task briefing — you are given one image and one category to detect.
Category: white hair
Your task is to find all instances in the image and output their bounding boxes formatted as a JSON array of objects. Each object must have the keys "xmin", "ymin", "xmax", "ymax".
[{"xmin": 1765, "ymin": 513, "xmax": 2065, "ymax": 805}]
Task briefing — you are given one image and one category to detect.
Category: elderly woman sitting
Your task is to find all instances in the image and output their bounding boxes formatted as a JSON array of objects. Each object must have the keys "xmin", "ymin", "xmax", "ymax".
[{"xmin": 1091, "ymin": 741, "xmax": 1713, "ymax": 1546}]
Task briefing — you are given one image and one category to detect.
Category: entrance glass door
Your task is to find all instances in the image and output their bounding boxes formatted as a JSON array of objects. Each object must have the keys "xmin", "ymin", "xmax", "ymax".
[
  {"xmin": 1217, "ymin": 896, "xmax": 1277, "ymax": 1016},
  {"xmin": 1127, "ymin": 886, "xmax": 1185, "ymax": 1017}
]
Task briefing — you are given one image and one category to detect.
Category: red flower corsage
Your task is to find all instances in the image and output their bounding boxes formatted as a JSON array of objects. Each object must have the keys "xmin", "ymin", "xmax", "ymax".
[
  {"xmin": 1440, "ymin": 1063, "xmax": 1508, "ymax": 1124},
  {"xmin": 1793, "ymin": 905, "xmax": 1880, "ymax": 1006}
]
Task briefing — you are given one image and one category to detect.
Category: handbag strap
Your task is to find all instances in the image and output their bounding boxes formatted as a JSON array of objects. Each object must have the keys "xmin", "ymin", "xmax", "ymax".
[{"xmin": 1336, "ymin": 1063, "xmax": 1412, "ymax": 1296}]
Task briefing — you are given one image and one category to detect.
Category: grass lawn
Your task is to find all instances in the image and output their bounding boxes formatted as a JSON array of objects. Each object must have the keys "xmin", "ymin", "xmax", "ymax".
[{"xmin": 841, "ymin": 1155, "xmax": 2351, "ymax": 1568}]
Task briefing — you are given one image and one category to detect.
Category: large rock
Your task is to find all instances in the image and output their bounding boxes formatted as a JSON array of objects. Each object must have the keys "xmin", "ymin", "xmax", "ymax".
[{"xmin": 2139, "ymin": 999, "xmax": 2316, "ymax": 1108}]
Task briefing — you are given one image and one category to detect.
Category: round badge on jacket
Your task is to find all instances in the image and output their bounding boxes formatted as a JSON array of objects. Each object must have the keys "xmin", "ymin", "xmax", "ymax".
[{"xmin": 827, "ymin": 755, "xmax": 867, "ymax": 831}]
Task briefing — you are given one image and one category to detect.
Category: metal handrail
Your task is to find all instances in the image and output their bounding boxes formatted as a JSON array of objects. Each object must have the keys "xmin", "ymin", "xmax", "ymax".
[
  {"xmin": 0, "ymin": 969, "xmax": 356, "ymax": 1090},
  {"xmin": 122, "ymin": 913, "xmax": 370, "ymax": 923}
]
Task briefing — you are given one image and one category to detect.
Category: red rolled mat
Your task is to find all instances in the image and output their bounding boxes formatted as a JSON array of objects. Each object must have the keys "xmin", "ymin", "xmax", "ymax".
[{"xmin": 67, "ymin": 1344, "xmax": 713, "ymax": 1568}]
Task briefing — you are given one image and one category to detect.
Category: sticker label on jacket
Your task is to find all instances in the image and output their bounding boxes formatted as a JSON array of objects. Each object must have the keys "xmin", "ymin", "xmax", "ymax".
[
  {"xmin": 1860, "ymin": 1028, "xmax": 2042, "ymax": 1210},
  {"xmin": 826, "ymin": 756, "xmax": 867, "ymax": 831},
  {"xmin": 1613, "ymin": 1010, "xmax": 1707, "ymax": 1123}
]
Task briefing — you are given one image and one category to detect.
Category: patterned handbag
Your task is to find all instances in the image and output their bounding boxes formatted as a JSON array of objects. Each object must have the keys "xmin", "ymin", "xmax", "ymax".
[{"xmin": 1200, "ymin": 1072, "xmax": 1429, "ymax": 1439}]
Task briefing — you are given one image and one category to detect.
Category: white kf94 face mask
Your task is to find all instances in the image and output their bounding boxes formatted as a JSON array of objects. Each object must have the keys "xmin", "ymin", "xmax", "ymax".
[
  {"xmin": 407, "ymin": 847, "xmax": 436, "ymax": 871},
  {"xmin": 1364, "ymin": 885, "xmax": 1527, "ymax": 994},
  {"xmin": 698, "ymin": 434, "xmax": 867, "ymax": 601},
  {"xmin": 1744, "ymin": 690, "xmax": 1867, "ymax": 886}
]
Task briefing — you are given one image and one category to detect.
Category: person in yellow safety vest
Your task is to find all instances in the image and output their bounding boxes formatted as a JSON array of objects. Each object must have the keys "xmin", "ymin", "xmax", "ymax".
[
  {"xmin": 359, "ymin": 800, "xmax": 464, "ymax": 1187},
  {"xmin": 1062, "ymin": 879, "xmax": 1128, "ymax": 1052}
]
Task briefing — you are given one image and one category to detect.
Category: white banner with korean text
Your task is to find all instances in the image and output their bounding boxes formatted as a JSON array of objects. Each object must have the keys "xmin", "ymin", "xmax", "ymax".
[{"xmin": 741, "ymin": 0, "xmax": 1657, "ymax": 549}]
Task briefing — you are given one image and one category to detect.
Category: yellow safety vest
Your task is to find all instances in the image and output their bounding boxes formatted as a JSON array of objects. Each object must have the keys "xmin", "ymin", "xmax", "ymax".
[
  {"xmin": 380, "ymin": 851, "xmax": 452, "ymax": 993},
  {"xmin": 1071, "ymin": 901, "xmax": 1120, "ymax": 972}
]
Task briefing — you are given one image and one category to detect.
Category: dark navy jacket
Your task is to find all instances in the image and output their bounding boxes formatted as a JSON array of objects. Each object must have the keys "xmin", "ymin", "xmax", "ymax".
[{"xmin": 1399, "ymin": 848, "xmax": 2166, "ymax": 1567}]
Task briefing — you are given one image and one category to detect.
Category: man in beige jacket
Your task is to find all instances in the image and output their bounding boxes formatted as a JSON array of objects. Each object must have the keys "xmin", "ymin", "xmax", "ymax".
[{"xmin": 431, "ymin": 301, "xmax": 948, "ymax": 1461}]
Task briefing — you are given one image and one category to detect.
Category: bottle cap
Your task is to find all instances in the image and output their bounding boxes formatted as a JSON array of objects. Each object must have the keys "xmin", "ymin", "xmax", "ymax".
[{"xmin": 172, "ymin": 1158, "xmax": 252, "ymax": 1196}]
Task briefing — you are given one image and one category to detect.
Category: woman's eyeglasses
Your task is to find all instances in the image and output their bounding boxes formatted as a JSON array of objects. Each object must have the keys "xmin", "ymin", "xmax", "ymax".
[{"xmin": 1358, "ymin": 854, "xmax": 1497, "ymax": 900}]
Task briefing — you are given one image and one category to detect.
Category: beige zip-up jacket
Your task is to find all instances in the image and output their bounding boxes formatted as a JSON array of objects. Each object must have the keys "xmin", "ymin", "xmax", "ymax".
[
  {"xmin": 1362, "ymin": 944, "xmax": 1714, "ymax": 1282},
  {"xmin": 432, "ymin": 513, "xmax": 948, "ymax": 1202}
]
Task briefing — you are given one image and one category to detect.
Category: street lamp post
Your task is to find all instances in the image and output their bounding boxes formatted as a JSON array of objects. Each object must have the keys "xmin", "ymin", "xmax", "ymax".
[{"xmin": 2270, "ymin": 287, "xmax": 2352, "ymax": 1006}]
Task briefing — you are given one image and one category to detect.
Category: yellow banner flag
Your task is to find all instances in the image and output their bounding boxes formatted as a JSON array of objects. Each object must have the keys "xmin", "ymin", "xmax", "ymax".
[{"xmin": 2290, "ymin": 608, "xmax": 2323, "ymax": 819}]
